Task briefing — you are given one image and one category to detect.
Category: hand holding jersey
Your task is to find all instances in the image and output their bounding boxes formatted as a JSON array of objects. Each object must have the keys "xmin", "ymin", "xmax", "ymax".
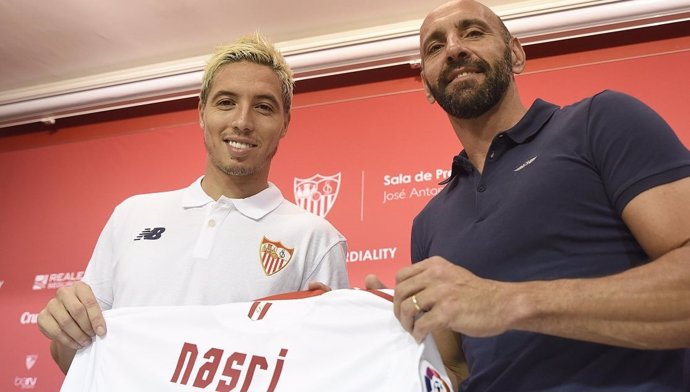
[
  {"xmin": 393, "ymin": 257, "xmax": 514, "ymax": 343},
  {"xmin": 364, "ymin": 273, "xmax": 468, "ymax": 388},
  {"xmin": 38, "ymin": 281, "xmax": 106, "ymax": 373},
  {"xmin": 60, "ymin": 289, "xmax": 453, "ymax": 392}
]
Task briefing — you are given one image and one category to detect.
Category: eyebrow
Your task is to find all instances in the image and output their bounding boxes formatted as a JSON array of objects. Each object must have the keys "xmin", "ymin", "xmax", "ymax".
[
  {"xmin": 211, "ymin": 90, "xmax": 282, "ymax": 108},
  {"xmin": 422, "ymin": 18, "xmax": 493, "ymax": 48},
  {"xmin": 456, "ymin": 18, "xmax": 492, "ymax": 33}
]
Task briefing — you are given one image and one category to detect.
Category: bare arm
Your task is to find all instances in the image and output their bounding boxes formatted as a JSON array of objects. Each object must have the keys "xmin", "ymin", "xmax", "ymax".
[
  {"xmin": 37, "ymin": 281, "xmax": 107, "ymax": 373},
  {"xmin": 432, "ymin": 329, "xmax": 467, "ymax": 390},
  {"xmin": 49, "ymin": 341, "xmax": 77, "ymax": 374},
  {"xmin": 395, "ymin": 177, "xmax": 690, "ymax": 349}
]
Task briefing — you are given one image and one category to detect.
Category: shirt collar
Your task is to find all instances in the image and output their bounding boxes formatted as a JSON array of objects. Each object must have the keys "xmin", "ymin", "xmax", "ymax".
[
  {"xmin": 503, "ymin": 98, "xmax": 558, "ymax": 144},
  {"xmin": 440, "ymin": 99, "xmax": 559, "ymax": 184},
  {"xmin": 181, "ymin": 176, "xmax": 284, "ymax": 219}
]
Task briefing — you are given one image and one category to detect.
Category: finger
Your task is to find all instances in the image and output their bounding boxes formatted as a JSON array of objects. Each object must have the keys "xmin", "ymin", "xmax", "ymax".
[
  {"xmin": 411, "ymin": 308, "xmax": 437, "ymax": 343},
  {"xmin": 307, "ymin": 281, "xmax": 331, "ymax": 292},
  {"xmin": 364, "ymin": 274, "xmax": 387, "ymax": 289},
  {"xmin": 37, "ymin": 308, "xmax": 81, "ymax": 350},
  {"xmin": 398, "ymin": 295, "xmax": 422, "ymax": 333},
  {"xmin": 74, "ymin": 282, "xmax": 107, "ymax": 337},
  {"xmin": 393, "ymin": 275, "xmax": 432, "ymax": 320},
  {"xmin": 46, "ymin": 297, "xmax": 92, "ymax": 348},
  {"xmin": 394, "ymin": 260, "xmax": 429, "ymax": 285}
]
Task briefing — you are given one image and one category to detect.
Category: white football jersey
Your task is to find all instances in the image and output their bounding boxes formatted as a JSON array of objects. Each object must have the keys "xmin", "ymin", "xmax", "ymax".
[{"xmin": 61, "ymin": 289, "xmax": 452, "ymax": 392}]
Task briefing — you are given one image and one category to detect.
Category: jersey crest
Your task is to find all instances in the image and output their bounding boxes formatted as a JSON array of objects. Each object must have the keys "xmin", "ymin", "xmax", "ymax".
[
  {"xmin": 294, "ymin": 172, "xmax": 341, "ymax": 217},
  {"xmin": 259, "ymin": 237, "xmax": 294, "ymax": 276},
  {"xmin": 421, "ymin": 360, "xmax": 451, "ymax": 392}
]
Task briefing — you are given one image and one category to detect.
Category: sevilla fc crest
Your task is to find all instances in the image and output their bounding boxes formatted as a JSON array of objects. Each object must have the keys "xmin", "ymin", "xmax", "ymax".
[
  {"xmin": 294, "ymin": 172, "xmax": 341, "ymax": 217},
  {"xmin": 259, "ymin": 237, "xmax": 294, "ymax": 276}
]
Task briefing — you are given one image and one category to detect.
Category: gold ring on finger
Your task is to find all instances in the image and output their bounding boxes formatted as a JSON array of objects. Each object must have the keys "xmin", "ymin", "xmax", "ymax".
[{"xmin": 412, "ymin": 294, "xmax": 422, "ymax": 313}]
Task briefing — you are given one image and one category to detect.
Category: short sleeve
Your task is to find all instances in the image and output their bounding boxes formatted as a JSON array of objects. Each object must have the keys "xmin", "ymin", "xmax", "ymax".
[
  {"xmin": 81, "ymin": 207, "xmax": 119, "ymax": 310},
  {"xmin": 587, "ymin": 90, "xmax": 690, "ymax": 214},
  {"xmin": 304, "ymin": 240, "xmax": 349, "ymax": 289}
]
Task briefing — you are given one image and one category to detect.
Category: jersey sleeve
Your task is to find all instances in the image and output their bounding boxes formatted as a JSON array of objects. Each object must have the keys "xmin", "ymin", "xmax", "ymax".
[
  {"xmin": 81, "ymin": 206, "xmax": 121, "ymax": 311},
  {"xmin": 303, "ymin": 239, "xmax": 349, "ymax": 289},
  {"xmin": 587, "ymin": 90, "xmax": 690, "ymax": 214}
]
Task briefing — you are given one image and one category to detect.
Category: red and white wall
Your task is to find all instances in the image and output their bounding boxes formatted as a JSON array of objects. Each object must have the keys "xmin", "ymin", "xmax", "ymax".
[{"xmin": 1, "ymin": 22, "xmax": 689, "ymax": 391}]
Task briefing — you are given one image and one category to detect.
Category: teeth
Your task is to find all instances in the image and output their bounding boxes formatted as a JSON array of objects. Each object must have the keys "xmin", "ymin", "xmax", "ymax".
[{"xmin": 226, "ymin": 140, "xmax": 254, "ymax": 149}]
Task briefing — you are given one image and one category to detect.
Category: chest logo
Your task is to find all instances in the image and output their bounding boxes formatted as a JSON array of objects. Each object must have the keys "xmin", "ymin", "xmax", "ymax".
[
  {"xmin": 259, "ymin": 237, "xmax": 294, "ymax": 276},
  {"xmin": 514, "ymin": 156, "xmax": 538, "ymax": 172},
  {"xmin": 134, "ymin": 227, "xmax": 166, "ymax": 240}
]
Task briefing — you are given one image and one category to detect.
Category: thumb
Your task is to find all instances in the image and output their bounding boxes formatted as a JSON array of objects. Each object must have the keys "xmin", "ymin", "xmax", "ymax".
[{"xmin": 364, "ymin": 274, "xmax": 387, "ymax": 290}]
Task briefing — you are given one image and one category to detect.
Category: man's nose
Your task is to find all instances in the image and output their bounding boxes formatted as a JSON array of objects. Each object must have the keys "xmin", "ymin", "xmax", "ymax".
[
  {"xmin": 231, "ymin": 106, "xmax": 254, "ymax": 132},
  {"xmin": 445, "ymin": 35, "xmax": 470, "ymax": 62}
]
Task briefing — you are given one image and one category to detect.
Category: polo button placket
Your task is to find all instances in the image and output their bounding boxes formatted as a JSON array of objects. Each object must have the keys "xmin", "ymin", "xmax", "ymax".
[{"xmin": 193, "ymin": 201, "xmax": 233, "ymax": 259}]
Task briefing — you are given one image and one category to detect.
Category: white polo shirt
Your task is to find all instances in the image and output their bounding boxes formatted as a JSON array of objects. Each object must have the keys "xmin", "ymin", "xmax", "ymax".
[
  {"xmin": 82, "ymin": 177, "xmax": 349, "ymax": 310},
  {"xmin": 61, "ymin": 289, "xmax": 452, "ymax": 392}
]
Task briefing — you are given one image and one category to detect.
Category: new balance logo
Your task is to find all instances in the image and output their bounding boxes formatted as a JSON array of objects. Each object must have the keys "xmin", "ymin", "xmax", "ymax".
[{"xmin": 134, "ymin": 227, "xmax": 166, "ymax": 241}]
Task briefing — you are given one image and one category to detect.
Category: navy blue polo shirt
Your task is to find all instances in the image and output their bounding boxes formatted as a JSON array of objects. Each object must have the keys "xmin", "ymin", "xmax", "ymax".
[{"xmin": 412, "ymin": 90, "xmax": 690, "ymax": 391}]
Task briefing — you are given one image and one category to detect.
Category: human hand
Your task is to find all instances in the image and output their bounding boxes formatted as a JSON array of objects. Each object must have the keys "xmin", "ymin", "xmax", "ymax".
[
  {"xmin": 307, "ymin": 281, "xmax": 332, "ymax": 292},
  {"xmin": 37, "ymin": 281, "xmax": 106, "ymax": 350},
  {"xmin": 394, "ymin": 256, "xmax": 516, "ymax": 342}
]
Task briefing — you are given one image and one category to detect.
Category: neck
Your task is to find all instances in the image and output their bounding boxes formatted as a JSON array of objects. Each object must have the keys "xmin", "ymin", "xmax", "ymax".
[
  {"xmin": 201, "ymin": 165, "xmax": 270, "ymax": 200},
  {"xmin": 448, "ymin": 87, "xmax": 526, "ymax": 173}
]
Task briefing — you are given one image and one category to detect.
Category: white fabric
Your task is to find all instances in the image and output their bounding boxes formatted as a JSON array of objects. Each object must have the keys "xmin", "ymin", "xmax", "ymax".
[
  {"xmin": 61, "ymin": 289, "xmax": 452, "ymax": 392},
  {"xmin": 82, "ymin": 177, "xmax": 349, "ymax": 310}
]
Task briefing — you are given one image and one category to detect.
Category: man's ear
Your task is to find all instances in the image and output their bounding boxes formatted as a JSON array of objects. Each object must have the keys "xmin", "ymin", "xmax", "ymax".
[
  {"xmin": 280, "ymin": 112, "xmax": 290, "ymax": 138},
  {"xmin": 198, "ymin": 101, "xmax": 205, "ymax": 128},
  {"xmin": 421, "ymin": 71, "xmax": 436, "ymax": 104},
  {"xmin": 510, "ymin": 37, "xmax": 526, "ymax": 75}
]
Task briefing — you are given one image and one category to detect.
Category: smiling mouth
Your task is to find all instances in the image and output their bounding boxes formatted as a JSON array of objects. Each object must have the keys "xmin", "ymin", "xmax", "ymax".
[
  {"xmin": 455, "ymin": 71, "xmax": 478, "ymax": 78},
  {"xmin": 226, "ymin": 140, "xmax": 257, "ymax": 149}
]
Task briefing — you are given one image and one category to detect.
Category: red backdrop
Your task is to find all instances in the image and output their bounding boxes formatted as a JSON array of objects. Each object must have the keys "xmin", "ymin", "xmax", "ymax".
[{"xmin": 1, "ymin": 23, "xmax": 689, "ymax": 391}]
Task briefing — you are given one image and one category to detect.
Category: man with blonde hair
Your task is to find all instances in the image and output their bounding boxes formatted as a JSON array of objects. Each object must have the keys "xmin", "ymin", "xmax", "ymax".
[{"xmin": 38, "ymin": 33, "xmax": 349, "ymax": 373}]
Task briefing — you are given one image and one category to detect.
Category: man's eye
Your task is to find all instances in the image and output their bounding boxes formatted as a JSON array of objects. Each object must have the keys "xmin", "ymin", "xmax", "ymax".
[
  {"xmin": 466, "ymin": 30, "xmax": 483, "ymax": 38},
  {"xmin": 256, "ymin": 103, "xmax": 275, "ymax": 113},
  {"xmin": 427, "ymin": 43, "xmax": 443, "ymax": 54},
  {"xmin": 217, "ymin": 99, "xmax": 235, "ymax": 108}
]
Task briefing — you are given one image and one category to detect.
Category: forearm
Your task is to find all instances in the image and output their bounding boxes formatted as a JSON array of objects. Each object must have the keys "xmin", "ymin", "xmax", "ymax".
[
  {"xmin": 50, "ymin": 340, "xmax": 77, "ymax": 374},
  {"xmin": 432, "ymin": 329, "xmax": 467, "ymax": 390},
  {"xmin": 508, "ymin": 245, "xmax": 690, "ymax": 349}
]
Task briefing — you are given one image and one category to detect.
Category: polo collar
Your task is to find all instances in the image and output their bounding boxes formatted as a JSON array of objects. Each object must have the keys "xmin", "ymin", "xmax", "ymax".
[
  {"xmin": 502, "ymin": 98, "xmax": 558, "ymax": 144},
  {"xmin": 440, "ymin": 99, "xmax": 559, "ymax": 184},
  {"xmin": 181, "ymin": 176, "xmax": 284, "ymax": 220}
]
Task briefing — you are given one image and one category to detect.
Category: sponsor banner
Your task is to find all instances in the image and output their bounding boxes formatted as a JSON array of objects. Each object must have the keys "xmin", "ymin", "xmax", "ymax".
[
  {"xmin": 14, "ymin": 377, "xmax": 37, "ymax": 390},
  {"xmin": 19, "ymin": 312, "xmax": 38, "ymax": 325},
  {"xmin": 32, "ymin": 271, "xmax": 84, "ymax": 290}
]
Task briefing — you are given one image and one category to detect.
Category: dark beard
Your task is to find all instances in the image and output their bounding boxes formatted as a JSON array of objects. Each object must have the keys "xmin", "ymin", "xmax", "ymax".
[{"xmin": 429, "ymin": 47, "xmax": 513, "ymax": 119}]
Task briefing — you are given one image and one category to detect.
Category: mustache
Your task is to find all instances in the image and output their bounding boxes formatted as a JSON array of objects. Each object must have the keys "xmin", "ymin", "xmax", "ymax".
[{"xmin": 439, "ymin": 58, "xmax": 489, "ymax": 85}]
